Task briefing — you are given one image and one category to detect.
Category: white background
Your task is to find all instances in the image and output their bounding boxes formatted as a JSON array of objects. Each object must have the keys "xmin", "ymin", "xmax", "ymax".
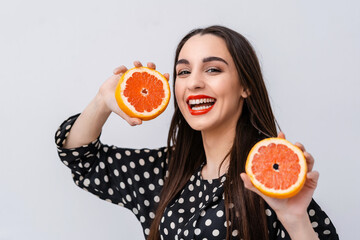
[{"xmin": 0, "ymin": 0, "xmax": 359, "ymax": 239}]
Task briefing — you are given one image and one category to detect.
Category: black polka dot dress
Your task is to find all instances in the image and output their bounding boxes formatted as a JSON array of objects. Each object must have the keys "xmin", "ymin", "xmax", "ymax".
[{"xmin": 55, "ymin": 114, "xmax": 339, "ymax": 240}]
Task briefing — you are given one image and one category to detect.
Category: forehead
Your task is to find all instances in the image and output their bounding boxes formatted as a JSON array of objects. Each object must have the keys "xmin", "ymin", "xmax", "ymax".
[{"xmin": 178, "ymin": 34, "xmax": 232, "ymax": 62}]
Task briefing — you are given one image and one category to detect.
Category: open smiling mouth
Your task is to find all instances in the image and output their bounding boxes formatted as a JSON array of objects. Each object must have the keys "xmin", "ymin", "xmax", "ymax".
[{"xmin": 187, "ymin": 95, "xmax": 216, "ymax": 115}]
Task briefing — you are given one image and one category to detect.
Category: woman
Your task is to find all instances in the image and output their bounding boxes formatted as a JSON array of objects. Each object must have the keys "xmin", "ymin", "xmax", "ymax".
[{"xmin": 55, "ymin": 26, "xmax": 338, "ymax": 239}]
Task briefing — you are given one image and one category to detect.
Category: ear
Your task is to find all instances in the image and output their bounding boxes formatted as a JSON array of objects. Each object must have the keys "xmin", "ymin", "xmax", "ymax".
[{"xmin": 241, "ymin": 88, "xmax": 250, "ymax": 98}]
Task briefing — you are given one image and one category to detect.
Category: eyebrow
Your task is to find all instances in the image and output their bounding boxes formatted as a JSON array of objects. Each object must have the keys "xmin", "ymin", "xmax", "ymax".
[{"xmin": 175, "ymin": 56, "xmax": 228, "ymax": 66}]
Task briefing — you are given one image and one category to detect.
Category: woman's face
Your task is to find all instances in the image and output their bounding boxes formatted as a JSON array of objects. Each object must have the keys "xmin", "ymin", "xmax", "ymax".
[{"xmin": 175, "ymin": 34, "xmax": 248, "ymax": 133}]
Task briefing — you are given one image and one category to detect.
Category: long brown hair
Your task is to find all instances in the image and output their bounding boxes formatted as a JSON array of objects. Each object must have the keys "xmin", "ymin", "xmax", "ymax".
[{"xmin": 148, "ymin": 25, "xmax": 278, "ymax": 240}]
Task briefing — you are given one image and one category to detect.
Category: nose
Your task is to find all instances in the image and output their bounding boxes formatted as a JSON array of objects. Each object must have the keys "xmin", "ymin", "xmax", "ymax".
[{"xmin": 187, "ymin": 70, "xmax": 205, "ymax": 90}]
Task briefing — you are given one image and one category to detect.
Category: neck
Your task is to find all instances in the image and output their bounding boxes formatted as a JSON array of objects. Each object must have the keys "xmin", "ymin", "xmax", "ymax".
[{"xmin": 201, "ymin": 124, "xmax": 236, "ymax": 180}]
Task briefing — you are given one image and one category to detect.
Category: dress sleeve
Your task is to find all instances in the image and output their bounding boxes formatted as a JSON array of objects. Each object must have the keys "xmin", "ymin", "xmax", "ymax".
[
  {"xmin": 266, "ymin": 199, "xmax": 339, "ymax": 240},
  {"xmin": 55, "ymin": 114, "xmax": 168, "ymax": 234}
]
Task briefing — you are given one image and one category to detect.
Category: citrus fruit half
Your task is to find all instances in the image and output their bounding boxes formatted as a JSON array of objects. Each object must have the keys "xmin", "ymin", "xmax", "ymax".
[
  {"xmin": 245, "ymin": 138, "xmax": 307, "ymax": 199},
  {"xmin": 115, "ymin": 67, "xmax": 171, "ymax": 120}
]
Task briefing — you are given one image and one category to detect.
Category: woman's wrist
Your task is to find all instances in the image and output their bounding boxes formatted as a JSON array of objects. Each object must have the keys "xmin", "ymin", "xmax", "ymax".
[{"xmin": 277, "ymin": 211, "xmax": 318, "ymax": 240}]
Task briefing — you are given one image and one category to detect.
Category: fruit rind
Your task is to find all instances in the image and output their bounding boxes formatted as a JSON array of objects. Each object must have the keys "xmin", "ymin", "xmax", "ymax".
[
  {"xmin": 245, "ymin": 138, "xmax": 307, "ymax": 199},
  {"xmin": 115, "ymin": 67, "xmax": 171, "ymax": 120}
]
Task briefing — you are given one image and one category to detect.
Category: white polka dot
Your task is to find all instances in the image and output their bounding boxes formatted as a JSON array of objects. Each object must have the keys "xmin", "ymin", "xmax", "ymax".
[
  {"xmin": 103, "ymin": 146, "xmax": 108, "ymax": 152},
  {"xmin": 134, "ymin": 174, "xmax": 140, "ymax": 181},
  {"xmin": 198, "ymin": 191, "xmax": 203, "ymax": 198},
  {"xmin": 135, "ymin": 149, "xmax": 140, "ymax": 154},
  {"xmin": 281, "ymin": 230, "xmax": 285, "ymax": 238},
  {"xmin": 104, "ymin": 175, "xmax": 109, "ymax": 182},
  {"xmin": 189, "ymin": 196, "xmax": 195, "ymax": 202},
  {"xmin": 144, "ymin": 228, "xmax": 150, "ymax": 235},
  {"xmin": 121, "ymin": 165, "xmax": 127, "ymax": 172},
  {"xmin": 99, "ymin": 162, "xmax": 105, "ymax": 169},
  {"xmin": 107, "ymin": 157, "xmax": 113, "ymax": 164},
  {"xmin": 130, "ymin": 161, "xmax": 136, "ymax": 168},
  {"xmin": 312, "ymin": 221, "xmax": 318, "ymax": 228},
  {"xmin": 153, "ymin": 167, "xmax": 159, "ymax": 175},
  {"xmin": 132, "ymin": 208, "xmax": 138, "ymax": 215},
  {"xmin": 144, "ymin": 149, "xmax": 150, "ymax": 153},
  {"xmin": 115, "ymin": 153, "xmax": 121, "ymax": 159},
  {"xmin": 72, "ymin": 151, "xmax": 79, "ymax": 156},
  {"xmin": 84, "ymin": 162, "xmax": 90, "ymax": 168},
  {"xmin": 60, "ymin": 152, "xmax": 67, "ymax": 157},
  {"xmin": 120, "ymin": 182, "xmax": 125, "ymax": 189},
  {"xmin": 158, "ymin": 179, "xmax": 164, "ymax": 186},
  {"xmin": 309, "ymin": 209, "xmax": 315, "ymax": 216},
  {"xmin": 127, "ymin": 178, "xmax": 132, "ymax": 185},
  {"xmin": 139, "ymin": 187, "xmax": 145, "ymax": 194},
  {"xmin": 149, "ymin": 156, "xmax": 155, "ymax": 162},
  {"xmin": 195, "ymin": 228, "xmax": 201, "ymax": 235},
  {"xmin": 212, "ymin": 229, "xmax": 219, "ymax": 236},
  {"xmin": 62, "ymin": 161, "xmax": 69, "ymax": 166},
  {"xmin": 184, "ymin": 230, "xmax": 189, "ymax": 236},
  {"xmin": 265, "ymin": 209, "xmax": 272, "ymax": 216},
  {"xmin": 149, "ymin": 212, "xmax": 155, "ymax": 219},
  {"xmin": 144, "ymin": 200, "xmax": 150, "ymax": 206},
  {"xmin": 139, "ymin": 159, "xmax": 145, "ymax": 166},
  {"xmin": 216, "ymin": 210, "xmax": 224, "ymax": 217},
  {"xmin": 140, "ymin": 216, "xmax": 145, "ymax": 223},
  {"xmin": 65, "ymin": 125, "xmax": 71, "ymax": 130},
  {"xmin": 170, "ymin": 222, "xmax": 175, "ymax": 229},
  {"xmin": 154, "ymin": 196, "xmax": 160, "ymax": 202},
  {"xmin": 178, "ymin": 217, "xmax": 183, "ymax": 223},
  {"xmin": 190, "ymin": 207, "xmax": 195, "ymax": 213},
  {"xmin": 205, "ymin": 219, "xmax": 212, "ymax": 226},
  {"xmin": 114, "ymin": 169, "xmax": 119, "ymax": 176},
  {"xmin": 232, "ymin": 230, "xmax": 238, "ymax": 236},
  {"xmin": 83, "ymin": 178, "xmax": 90, "ymax": 187},
  {"xmin": 188, "ymin": 184, "xmax": 194, "ymax": 191},
  {"xmin": 164, "ymin": 228, "xmax": 168, "ymax": 235},
  {"xmin": 126, "ymin": 195, "xmax": 132, "ymax": 202},
  {"xmin": 178, "ymin": 198, "xmax": 184, "ymax": 204},
  {"xmin": 144, "ymin": 172, "xmax": 150, "ymax": 179},
  {"xmin": 178, "ymin": 209, "xmax": 185, "ymax": 213},
  {"xmin": 125, "ymin": 150, "xmax": 131, "ymax": 156},
  {"xmin": 323, "ymin": 230, "xmax": 331, "ymax": 235},
  {"xmin": 108, "ymin": 188, "xmax": 114, "ymax": 195},
  {"xmin": 149, "ymin": 184, "xmax": 155, "ymax": 191},
  {"xmin": 324, "ymin": 218, "xmax": 330, "ymax": 225},
  {"xmin": 94, "ymin": 178, "xmax": 100, "ymax": 185}
]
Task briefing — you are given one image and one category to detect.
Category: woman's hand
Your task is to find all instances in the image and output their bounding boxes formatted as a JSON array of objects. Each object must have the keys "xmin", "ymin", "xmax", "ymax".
[
  {"xmin": 97, "ymin": 61, "xmax": 170, "ymax": 126},
  {"xmin": 240, "ymin": 132, "xmax": 320, "ymax": 239}
]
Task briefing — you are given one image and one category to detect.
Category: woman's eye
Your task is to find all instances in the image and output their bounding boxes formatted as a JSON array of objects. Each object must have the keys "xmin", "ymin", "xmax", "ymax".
[
  {"xmin": 177, "ymin": 70, "xmax": 191, "ymax": 76},
  {"xmin": 206, "ymin": 68, "xmax": 221, "ymax": 73}
]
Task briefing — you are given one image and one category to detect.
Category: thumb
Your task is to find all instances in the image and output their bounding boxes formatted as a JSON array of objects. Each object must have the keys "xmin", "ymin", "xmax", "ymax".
[{"xmin": 240, "ymin": 173, "xmax": 263, "ymax": 196}]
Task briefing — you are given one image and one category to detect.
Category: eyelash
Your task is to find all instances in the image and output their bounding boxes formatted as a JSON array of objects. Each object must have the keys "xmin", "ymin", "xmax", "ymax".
[{"xmin": 177, "ymin": 68, "xmax": 222, "ymax": 76}]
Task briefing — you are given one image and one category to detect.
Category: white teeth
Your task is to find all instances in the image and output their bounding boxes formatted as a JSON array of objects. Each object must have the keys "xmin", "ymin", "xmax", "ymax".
[
  {"xmin": 188, "ymin": 98, "xmax": 215, "ymax": 105},
  {"xmin": 192, "ymin": 105, "xmax": 212, "ymax": 110}
]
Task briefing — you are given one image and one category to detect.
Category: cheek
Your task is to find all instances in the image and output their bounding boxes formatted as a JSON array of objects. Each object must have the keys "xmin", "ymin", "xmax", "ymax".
[{"xmin": 174, "ymin": 81, "xmax": 184, "ymax": 104}]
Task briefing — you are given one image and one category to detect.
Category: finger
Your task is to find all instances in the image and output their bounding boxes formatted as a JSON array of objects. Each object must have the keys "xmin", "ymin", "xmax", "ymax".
[
  {"xmin": 305, "ymin": 171, "xmax": 319, "ymax": 189},
  {"xmin": 304, "ymin": 151, "xmax": 315, "ymax": 172},
  {"xmin": 129, "ymin": 117, "xmax": 143, "ymax": 126},
  {"xmin": 147, "ymin": 62, "xmax": 156, "ymax": 69},
  {"xmin": 295, "ymin": 142, "xmax": 306, "ymax": 152},
  {"xmin": 277, "ymin": 132, "xmax": 285, "ymax": 139},
  {"xmin": 163, "ymin": 73, "xmax": 170, "ymax": 81},
  {"xmin": 113, "ymin": 65, "xmax": 128, "ymax": 75},
  {"xmin": 133, "ymin": 61, "xmax": 143, "ymax": 68}
]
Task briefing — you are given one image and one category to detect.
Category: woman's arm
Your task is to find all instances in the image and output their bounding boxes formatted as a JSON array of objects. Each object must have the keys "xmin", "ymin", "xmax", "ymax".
[
  {"xmin": 63, "ymin": 62, "xmax": 152, "ymax": 149},
  {"xmin": 241, "ymin": 133, "xmax": 323, "ymax": 240}
]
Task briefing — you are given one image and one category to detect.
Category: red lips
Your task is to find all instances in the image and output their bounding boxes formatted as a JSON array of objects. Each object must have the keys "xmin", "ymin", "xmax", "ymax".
[{"xmin": 186, "ymin": 95, "xmax": 216, "ymax": 115}]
